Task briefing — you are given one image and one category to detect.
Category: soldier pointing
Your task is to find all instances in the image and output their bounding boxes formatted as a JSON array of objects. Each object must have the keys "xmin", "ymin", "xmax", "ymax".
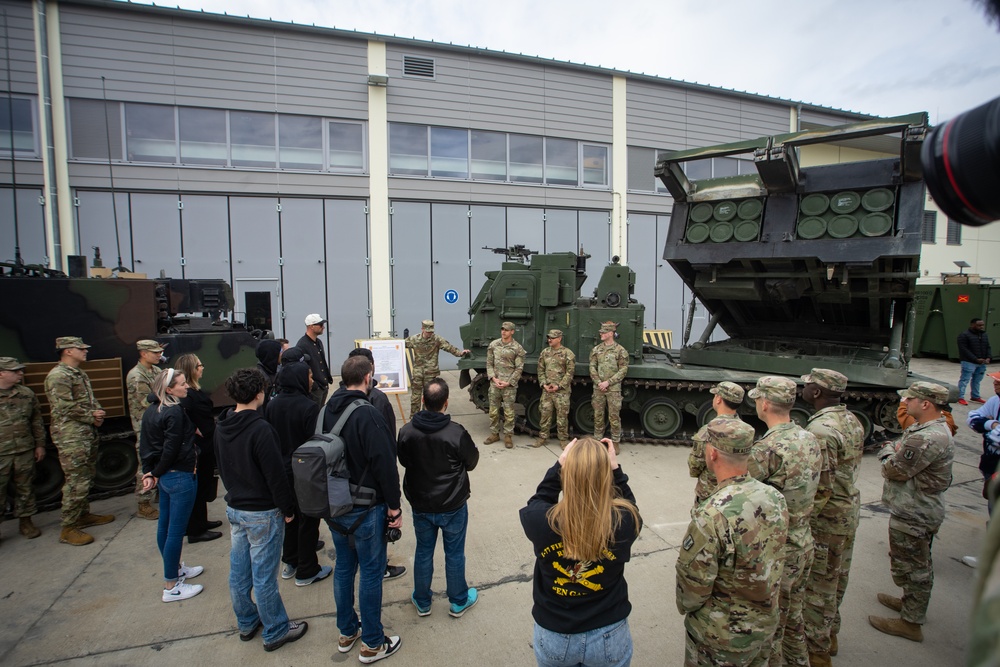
[{"xmin": 405, "ymin": 320, "xmax": 469, "ymax": 419}]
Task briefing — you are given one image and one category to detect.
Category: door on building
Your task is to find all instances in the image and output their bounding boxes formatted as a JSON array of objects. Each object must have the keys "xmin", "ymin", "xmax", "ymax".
[
  {"xmin": 390, "ymin": 201, "xmax": 432, "ymax": 340},
  {"xmin": 325, "ymin": 199, "xmax": 371, "ymax": 361},
  {"xmin": 179, "ymin": 195, "xmax": 231, "ymax": 282},
  {"xmin": 229, "ymin": 197, "xmax": 281, "ymax": 335},
  {"xmin": 431, "ymin": 203, "xmax": 471, "ymax": 370},
  {"xmin": 279, "ymin": 198, "xmax": 326, "ymax": 350}
]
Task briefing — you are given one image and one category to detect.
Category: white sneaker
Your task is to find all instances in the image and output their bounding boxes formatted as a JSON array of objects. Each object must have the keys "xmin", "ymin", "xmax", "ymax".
[
  {"xmin": 162, "ymin": 580, "xmax": 203, "ymax": 602},
  {"xmin": 281, "ymin": 563, "xmax": 296, "ymax": 580},
  {"xmin": 178, "ymin": 562, "xmax": 204, "ymax": 579}
]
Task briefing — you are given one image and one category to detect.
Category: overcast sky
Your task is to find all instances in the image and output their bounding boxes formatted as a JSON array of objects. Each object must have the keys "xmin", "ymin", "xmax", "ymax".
[{"xmin": 126, "ymin": 0, "xmax": 998, "ymax": 123}]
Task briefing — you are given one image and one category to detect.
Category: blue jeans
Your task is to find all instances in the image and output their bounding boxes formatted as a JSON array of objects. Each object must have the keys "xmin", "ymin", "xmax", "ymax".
[
  {"xmin": 227, "ymin": 507, "xmax": 289, "ymax": 645},
  {"xmin": 156, "ymin": 471, "xmax": 197, "ymax": 582},
  {"xmin": 533, "ymin": 619, "xmax": 633, "ymax": 667},
  {"xmin": 412, "ymin": 504, "xmax": 470, "ymax": 607},
  {"xmin": 959, "ymin": 360, "xmax": 987, "ymax": 399},
  {"xmin": 329, "ymin": 504, "xmax": 387, "ymax": 649}
]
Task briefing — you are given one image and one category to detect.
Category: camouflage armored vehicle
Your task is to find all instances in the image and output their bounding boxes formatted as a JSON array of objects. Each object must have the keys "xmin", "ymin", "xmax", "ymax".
[
  {"xmin": 0, "ymin": 267, "xmax": 260, "ymax": 507},
  {"xmin": 458, "ymin": 113, "xmax": 949, "ymax": 444}
]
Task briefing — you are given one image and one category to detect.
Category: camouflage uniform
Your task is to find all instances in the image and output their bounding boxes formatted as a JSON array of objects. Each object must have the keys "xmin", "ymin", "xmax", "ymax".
[
  {"xmin": 677, "ymin": 418, "xmax": 789, "ymax": 667},
  {"xmin": 590, "ymin": 326, "xmax": 629, "ymax": 443},
  {"xmin": 126, "ymin": 358, "xmax": 160, "ymax": 503},
  {"xmin": 0, "ymin": 376, "xmax": 46, "ymax": 518},
  {"xmin": 536, "ymin": 330, "xmax": 575, "ymax": 443},
  {"xmin": 45, "ymin": 360, "xmax": 102, "ymax": 528},
  {"xmin": 689, "ymin": 382, "xmax": 745, "ymax": 506},
  {"xmin": 878, "ymin": 393, "xmax": 954, "ymax": 626},
  {"xmin": 405, "ymin": 320, "xmax": 465, "ymax": 418},
  {"xmin": 747, "ymin": 377, "xmax": 822, "ymax": 667},
  {"xmin": 486, "ymin": 327, "xmax": 525, "ymax": 436},
  {"xmin": 968, "ymin": 461, "xmax": 1000, "ymax": 667},
  {"xmin": 799, "ymin": 371, "xmax": 865, "ymax": 657}
]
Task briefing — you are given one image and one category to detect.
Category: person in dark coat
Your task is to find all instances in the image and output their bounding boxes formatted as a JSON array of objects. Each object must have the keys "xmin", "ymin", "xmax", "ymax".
[
  {"xmin": 957, "ymin": 317, "xmax": 992, "ymax": 405},
  {"xmin": 256, "ymin": 339, "xmax": 282, "ymax": 411},
  {"xmin": 297, "ymin": 314, "xmax": 333, "ymax": 408},
  {"xmin": 175, "ymin": 353, "xmax": 223, "ymax": 543}
]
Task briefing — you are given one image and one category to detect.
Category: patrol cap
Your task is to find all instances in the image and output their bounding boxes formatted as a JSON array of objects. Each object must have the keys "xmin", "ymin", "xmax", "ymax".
[
  {"xmin": 501, "ymin": 321, "xmax": 515, "ymax": 331},
  {"xmin": 710, "ymin": 381, "xmax": 745, "ymax": 403},
  {"xmin": 304, "ymin": 313, "xmax": 326, "ymax": 326},
  {"xmin": 55, "ymin": 336, "xmax": 90, "ymax": 350},
  {"xmin": 897, "ymin": 381, "xmax": 949, "ymax": 405},
  {"xmin": 694, "ymin": 417, "xmax": 755, "ymax": 455},
  {"xmin": 801, "ymin": 368, "xmax": 848, "ymax": 393},
  {"xmin": 0, "ymin": 357, "xmax": 25, "ymax": 371},
  {"xmin": 547, "ymin": 329, "xmax": 563, "ymax": 339},
  {"xmin": 421, "ymin": 319, "xmax": 435, "ymax": 332},
  {"xmin": 599, "ymin": 321, "xmax": 617, "ymax": 333},
  {"xmin": 136, "ymin": 339, "xmax": 164, "ymax": 353},
  {"xmin": 747, "ymin": 376, "xmax": 797, "ymax": 405}
]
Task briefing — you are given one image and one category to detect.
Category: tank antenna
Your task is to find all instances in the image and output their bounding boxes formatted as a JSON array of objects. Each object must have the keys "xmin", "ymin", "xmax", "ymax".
[
  {"xmin": 3, "ymin": 9, "xmax": 24, "ymax": 275},
  {"xmin": 101, "ymin": 76, "xmax": 130, "ymax": 273}
]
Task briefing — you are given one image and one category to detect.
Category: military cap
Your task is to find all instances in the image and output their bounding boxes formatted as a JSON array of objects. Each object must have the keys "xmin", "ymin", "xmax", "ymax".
[
  {"xmin": 693, "ymin": 417, "xmax": 755, "ymax": 455},
  {"xmin": 898, "ymin": 381, "xmax": 949, "ymax": 405},
  {"xmin": 710, "ymin": 381, "xmax": 745, "ymax": 403},
  {"xmin": 599, "ymin": 321, "xmax": 617, "ymax": 333},
  {"xmin": 304, "ymin": 313, "xmax": 326, "ymax": 326},
  {"xmin": 421, "ymin": 319, "xmax": 435, "ymax": 332},
  {"xmin": 55, "ymin": 336, "xmax": 90, "ymax": 350},
  {"xmin": 747, "ymin": 375, "xmax": 797, "ymax": 405},
  {"xmin": 801, "ymin": 368, "xmax": 848, "ymax": 392},
  {"xmin": 136, "ymin": 339, "xmax": 164, "ymax": 353},
  {"xmin": 0, "ymin": 356, "xmax": 25, "ymax": 371},
  {"xmin": 501, "ymin": 321, "xmax": 515, "ymax": 331},
  {"xmin": 547, "ymin": 329, "xmax": 563, "ymax": 339}
]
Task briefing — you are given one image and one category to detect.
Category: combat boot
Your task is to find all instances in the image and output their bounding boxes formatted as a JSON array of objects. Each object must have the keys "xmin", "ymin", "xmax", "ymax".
[
  {"xmin": 504, "ymin": 434, "xmax": 514, "ymax": 449},
  {"xmin": 877, "ymin": 592, "xmax": 902, "ymax": 612},
  {"xmin": 612, "ymin": 441, "xmax": 620, "ymax": 454},
  {"xmin": 59, "ymin": 526, "xmax": 95, "ymax": 546},
  {"xmin": 532, "ymin": 437, "xmax": 547, "ymax": 448},
  {"xmin": 483, "ymin": 434, "xmax": 500, "ymax": 445},
  {"xmin": 809, "ymin": 652, "xmax": 832, "ymax": 667},
  {"xmin": 19, "ymin": 517, "xmax": 41, "ymax": 539},
  {"xmin": 829, "ymin": 632, "xmax": 838, "ymax": 656},
  {"xmin": 137, "ymin": 501, "xmax": 159, "ymax": 520},
  {"xmin": 77, "ymin": 512, "xmax": 115, "ymax": 528},
  {"xmin": 867, "ymin": 615, "xmax": 923, "ymax": 642}
]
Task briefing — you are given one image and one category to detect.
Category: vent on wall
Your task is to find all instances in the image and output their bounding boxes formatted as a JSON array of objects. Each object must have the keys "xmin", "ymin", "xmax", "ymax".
[{"xmin": 403, "ymin": 55, "xmax": 435, "ymax": 79}]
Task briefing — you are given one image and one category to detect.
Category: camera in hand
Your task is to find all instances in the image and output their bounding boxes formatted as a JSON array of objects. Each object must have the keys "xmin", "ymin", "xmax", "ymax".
[{"xmin": 385, "ymin": 525, "xmax": 402, "ymax": 543}]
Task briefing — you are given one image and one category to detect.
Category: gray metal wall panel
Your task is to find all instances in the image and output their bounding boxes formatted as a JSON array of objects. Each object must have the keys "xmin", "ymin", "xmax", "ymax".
[
  {"xmin": 627, "ymin": 80, "xmax": 688, "ymax": 149},
  {"xmin": 626, "ymin": 214, "xmax": 657, "ymax": 327},
  {"xmin": 0, "ymin": 1, "xmax": 38, "ymax": 94},
  {"xmin": 229, "ymin": 197, "xmax": 280, "ymax": 336},
  {"xmin": 627, "ymin": 192, "xmax": 673, "ymax": 214},
  {"xmin": 0, "ymin": 188, "xmax": 45, "ymax": 265},
  {"xmin": 469, "ymin": 205, "xmax": 507, "ymax": 283},
  {"xmin": 431, "ymin": 203, "xmax": 471, "ymax": 370},
  {"xmin": 387, "ymin": 177, "xmax": 613, "ymax": 209},
  {"xmin": 578, "ymin": 209, "xmax": 611, "ymax": 296},
  {"xmin": 542, "ymin": 69, "xmax": 612, "ymax": 142},
  {"xmin": 739, "ymin": 100, "xmax": 792, "ymax": 137},
  {"xmin": 390, "ymin": 201, "xmax": 432, "ymax": 338},
  {"xmin": 800, "ymin": 108, "xmax": 864, "ymax": 127},
  {"xmin": 467, "ymin": 58, "xmax": 545, "ymax": 134},
  {"xmin": 179, "ymin": 195, "xmax": 230, "ymax": 282},
  {"xmin": 544, "ymin": 209, "xmax": 577, "ymax": 254},
  {"xmin": 324, "ymin": 199, "xmax": 371, "ymax": 354},
  {"xmin": 506, "ymin": 207, "xmax": 544, "ymax": 255},
  {"xmin": 74, "ymin": 190, "xmax": 133, "ymax": 270},
  {"xmin": 278, "ymin": 198, "xmax": 326, "ymax": 344},
  {"xmin": 130, "ymin": 193, "xmax": 182, "ymax": 278}
]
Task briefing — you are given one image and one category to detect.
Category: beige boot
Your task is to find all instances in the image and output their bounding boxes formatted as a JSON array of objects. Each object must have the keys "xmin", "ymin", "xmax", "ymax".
[
  {"xmin": 868, "ymin": 615, "xmax": 923, "ymax": 642},
  {"xmin": 19, "ymin": 517, "xmax": 41, "ymax": 539},
  {"xmin": 877, "ymin": 592, "xmax": 903, "ymax": 612},
  {"xmin": 808, "ymin": 652, "xmax": 832, "ymax": 667},
  {"xmin": 829, "ymin": 632, "xmax": 838, "ymax": 656},
  {"xmin": 77, "ymin": 512, "xmax": 115, "ymax": 528},
  {"xmin": 483, "ymin": 434, "xmax": 500, "ymax": 445},
  {"xmin": 504, "ymin": 434, "xmax": 514, "ymax": 449},
  {"xmin": 137, "ymin": 501, "xmax": 159, "ymax": 520},
  {"xmin": 59, "ymin": 526, "xmax": 95, "ymax": 546},
  {"xmin": 532, "ymin": 437, "xmax": 547, "ymax": 448}
]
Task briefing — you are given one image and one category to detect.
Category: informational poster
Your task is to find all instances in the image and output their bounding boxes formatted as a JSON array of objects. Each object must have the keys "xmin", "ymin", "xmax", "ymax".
[{"xmin": 356, "ymin": 339, "xmax": 408, "ymax": 394}]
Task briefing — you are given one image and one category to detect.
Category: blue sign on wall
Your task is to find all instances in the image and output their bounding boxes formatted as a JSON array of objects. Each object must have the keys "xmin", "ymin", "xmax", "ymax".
[{"xmin": 444, "ymin": 289, "xmax": 459, "ymax": 304}]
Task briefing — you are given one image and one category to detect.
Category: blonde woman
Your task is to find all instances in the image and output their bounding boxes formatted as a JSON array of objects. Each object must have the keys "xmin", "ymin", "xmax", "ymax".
[
  {"xmin": 139, "ymin": 369, "xmax": 203, "ymax": 602},
  {"xmin": 519, "ymin": 437, "xmax": 641, "ymax": 667}
]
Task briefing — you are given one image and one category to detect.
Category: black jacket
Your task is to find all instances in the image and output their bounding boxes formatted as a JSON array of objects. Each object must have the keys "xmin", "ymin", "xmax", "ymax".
[
  {"xmin": 179, "ymin": 387, "xmax": 216, "ymax": 471},
  {"xmin": 265, "ymin": 362, "xmax": 320, "ymax": 477},
  {"xmin": 958, "ymin": 328, "xmax": 992, "ymax": 363},
  {"xmin": 256, "ymin": 339, "xmax": 282, "ymax": 410},
  {"xmin": 323, "ymin": 386, "xmax": 401, "ymax": 510},
  {"xmin": 296, "ymin": 334, "xmax": 332, "ymax": 389},
  {"xmin": 214, "ymin": 407, "xmax": 295, "ymax": 516},
  {"xmin": 139, "ymin": 398, "xmax": 197, "ymax": 478},
  {"xmin": 339, "ymin": 377, "xmax": 398, "ymax": 440},
  {"xmin": 397, "ymin": 410, "xmax": 479, "ymax": 513}
]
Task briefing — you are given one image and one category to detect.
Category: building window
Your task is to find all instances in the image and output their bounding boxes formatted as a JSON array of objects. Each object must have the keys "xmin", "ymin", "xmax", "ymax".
[
  {"xmin": 946, "ymin": 218, "xmax": 962, "ymax": 245},
  {"xmin": 471, "ymin": 130, "xmax": 506, "ymax": 181},
  {"xmin": 231, "ymin": 111, "xmax": 276, "ymax": 168},
  {"xmin": 125, "ymin": 103, "xmax": 176, "ymax": 163},
  {"xmin": 329, "ymin": 121, "xmax": 365, "ymax": 171},
  {"xmin": 430, "ymin": 126, "xmax": 468, "ymax": 178},
  {"xmin": 921, "ymin": 210, "xmax": 937, "ymax": 244},
  {"xmin": 582, "ymin": 144, "xmax": 609, "ymax": 187},
  {"xmin": 545, "ymin": 138, "xmax": 578, "ymax": 186},
  {"xmin": 278, "ymin": 114, "xmax": 322, "ymax": 170},
  {"xmin": 714, "ymin": 156, "xmax": 740, "ymax": 177},
  {"xmin": 179, "ymin": 107, "xmax": 227, "ymax": 166},
  {"xmin": 509, "ymin": 134, "xmax": 543, "ymax": 183},
  {"xmin": 0, "ymin": 96, "xmax": 36, "ymax": 155},
  {"xmin": 389, "ymin": 123, "xmax": 428, "ymax": 175}
]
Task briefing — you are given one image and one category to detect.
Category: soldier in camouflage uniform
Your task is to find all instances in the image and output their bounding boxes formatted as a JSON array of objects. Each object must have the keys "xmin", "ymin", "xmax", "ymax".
[
  {"xmin": 676, "ymin": 418, "xmax": 789, "ymax": 667},
  {"xmin": 798, "ymin": 369, "xmax": 865, "ymax": 666},
  {"xmin": 126, "ymin": 339, "xmax": 163, "ymax": 520},
  {"xmin": 484, "ymin": 321, "xmax": 525, "ymax": 449},
  {"xmin": 688, "ymin": 381, "xmax": 745, "ymax": 506},
  {"xmin": 590, "ymin": 321, "xmax": 629, "ymax": 453},
  {"xmin": 747, "ymin": 376, "xmax": 822, "ymax": 667},
  {"xmin": 43, "ymin": 337, "xmax": 115, "ymax": 546},
  {"xmin": 533, "ymin": 329, "xmax": 575, "ymax": 448},
  {"xmin": 967, "ymin": 461, "xmax": 999, "ymax": 667},
  {"xmin": 869, "ymin": 381, "xmax": 955, "ymax": 643},
  {"xmin": 0, "ymin": 357, "xmax": 46, "ymax": 542},
  {"xmin": 405, "ymin": 319, "xmax": 469, "ymax": 418}
]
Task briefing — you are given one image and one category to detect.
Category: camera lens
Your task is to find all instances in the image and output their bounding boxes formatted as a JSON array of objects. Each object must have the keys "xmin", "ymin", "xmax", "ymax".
[
  {"xmin": 385, "ymin": 526, "xmax": 402, "ymax": 543},
  {"xmin": 921, "ymin": 95, "xmax": 1000, "ymax": 227}
]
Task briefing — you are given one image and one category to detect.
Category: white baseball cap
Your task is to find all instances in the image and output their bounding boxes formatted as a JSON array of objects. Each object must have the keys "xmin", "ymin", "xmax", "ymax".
[{"xmin": 304, "ymin": 313, "xmax": 327, "ymax": 326}]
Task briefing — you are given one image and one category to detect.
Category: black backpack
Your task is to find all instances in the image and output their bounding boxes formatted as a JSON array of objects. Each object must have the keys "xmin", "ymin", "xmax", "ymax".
[{"xmin": 292, "ymin": 399, "xmax": 376, "ymax": 519}]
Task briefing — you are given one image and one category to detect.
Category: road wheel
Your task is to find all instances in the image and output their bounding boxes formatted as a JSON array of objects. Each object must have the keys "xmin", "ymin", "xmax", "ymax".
[
  {"xmin": 573, "ymin": 399, "xmax": 596, "ymax": 434},
  {"xmin": 33, "ymin": 453, "xmax": 64, "ymax": 505},
  {"xmin": 93, "ymin": 439, "xmax": 138, "ymax": 491},
  {"xmin": 641, "ymin": 397, "xmax": 682, "ymax": 438}
]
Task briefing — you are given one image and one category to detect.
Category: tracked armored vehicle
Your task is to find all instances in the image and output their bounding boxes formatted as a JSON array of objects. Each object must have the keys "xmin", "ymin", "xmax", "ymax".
[{"xmin": 458, "ymin": 113, "xmax": 948, "ymax": 444}]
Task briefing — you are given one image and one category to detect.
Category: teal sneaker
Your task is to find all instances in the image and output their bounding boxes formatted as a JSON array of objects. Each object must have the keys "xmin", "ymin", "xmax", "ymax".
[
  {"xmin": 411, "ymin": 593, "xmax": 431, "ymax": 617},
  {"xmin": 448, "ymin": 588, "xmax": 479, "ymax": 618}
]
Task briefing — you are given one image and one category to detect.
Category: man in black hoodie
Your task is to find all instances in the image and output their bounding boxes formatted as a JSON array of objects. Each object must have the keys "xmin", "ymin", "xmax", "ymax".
[
  {"xmin": 397, "ymin": 378, "xmax": 480, "ymax": 619},
  {"xmin": 323, "ymin": 355, "xmax": 403, "ymax": 662},
  {"xmin": 215, "ymin": 368, "xmax": 308, "ymax": 653},
  {"xmin": 255, "ymin": 339, "xmax": 282, "ymax": 411},
  {"xmin": 265, "ymin": 362, "xmax": 331, "ymax": 587}
]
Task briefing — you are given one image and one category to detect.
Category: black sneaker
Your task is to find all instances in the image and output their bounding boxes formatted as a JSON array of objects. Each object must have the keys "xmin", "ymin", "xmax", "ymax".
[
  {"xmin": 263, "ymin": 620, "xmax": 309, "ymax": 652},
  {"xmin": 384, "ymin": 565, "xmax": 406, "ymax": 580},
  {"xmin": 359, "ymin": 635, "xmax": 401, "ymax": 663},
  {"xmin": 239, "ymin": 621, "xmax": 261, "ymax": 642}
]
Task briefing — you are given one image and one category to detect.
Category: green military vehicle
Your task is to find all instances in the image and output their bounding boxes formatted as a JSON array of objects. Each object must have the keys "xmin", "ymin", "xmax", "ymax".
[{"xmin": 458, "ymin": 113, "xmax": 953, "ymax": 444}]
